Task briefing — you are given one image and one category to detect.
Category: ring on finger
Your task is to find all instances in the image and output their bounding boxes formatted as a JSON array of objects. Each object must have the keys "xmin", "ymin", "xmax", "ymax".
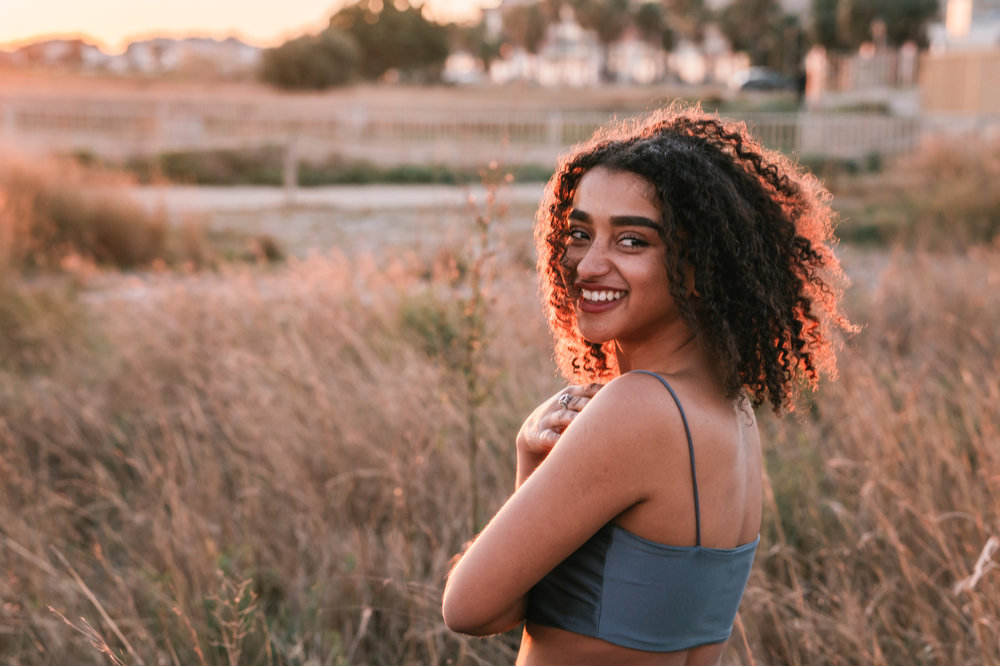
[{"xmin": 559, "ymin": 393, "xmax": 572, "ymax": 410}]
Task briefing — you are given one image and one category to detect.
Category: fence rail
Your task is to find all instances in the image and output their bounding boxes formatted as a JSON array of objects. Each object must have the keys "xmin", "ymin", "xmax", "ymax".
[{"xmin": 0, "ymin": 94, "xmax": 934, "ymax": 163}]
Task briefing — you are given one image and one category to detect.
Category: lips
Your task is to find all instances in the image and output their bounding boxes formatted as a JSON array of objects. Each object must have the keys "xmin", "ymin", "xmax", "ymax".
[{"xmin": 575, "ymin": 283, "xmax": 628, "ymax": 314}]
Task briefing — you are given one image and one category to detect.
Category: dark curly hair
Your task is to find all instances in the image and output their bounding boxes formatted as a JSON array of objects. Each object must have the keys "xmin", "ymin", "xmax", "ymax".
[{"xmin": 535, "ymin": 106, "xmax": 855, "ymax": 414}]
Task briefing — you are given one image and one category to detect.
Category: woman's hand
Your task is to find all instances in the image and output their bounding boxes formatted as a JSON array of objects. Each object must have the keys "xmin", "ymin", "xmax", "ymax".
[
  {"xmin": 444, "ymin": 374, "xmax": 666, "ymax": 636},
  {"xmin": 515, "ymin": 383, "xmax": 603, "ymax": 487}
]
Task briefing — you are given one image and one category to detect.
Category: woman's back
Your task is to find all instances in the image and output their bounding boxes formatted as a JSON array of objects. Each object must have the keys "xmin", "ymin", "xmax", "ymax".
[
  {"xmin": 518, "ymin": 371, "xmax": 762, "ymax": 665},
  {"xmin": 443, "ymin": 108, "xmax": 852, "ymax": 664}
]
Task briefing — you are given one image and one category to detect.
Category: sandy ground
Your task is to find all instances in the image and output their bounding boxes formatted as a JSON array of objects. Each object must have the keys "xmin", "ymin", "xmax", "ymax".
[
  {"xmin": 0, "ymin": 69, "xmax": 723, "ymax": 111},
  {"xmin": 121, "ymin": 183, "xmax": 546, "ymax": 258},
  {"xmin": 124, "ymin": 183, "xmax": 547, "ymax": 214}
]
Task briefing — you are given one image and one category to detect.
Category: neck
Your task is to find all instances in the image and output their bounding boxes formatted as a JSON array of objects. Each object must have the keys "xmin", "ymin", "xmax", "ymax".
[{"xmin": 613, "ymin": 320, "xmax": 707, "ymax": 378}]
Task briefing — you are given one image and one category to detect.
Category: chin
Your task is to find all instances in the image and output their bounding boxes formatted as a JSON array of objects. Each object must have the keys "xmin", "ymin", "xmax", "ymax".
[{"xmin": 575, "ymin": 324, "xmax": 615, "ymax": 346}]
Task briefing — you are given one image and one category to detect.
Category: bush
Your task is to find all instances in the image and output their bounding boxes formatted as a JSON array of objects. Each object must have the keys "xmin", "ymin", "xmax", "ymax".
[
  {"xmin": 901, "ymin": 140, "xmax": 1000, "ymax": 247},
  {"xmin": 259, "ymin": 28, "xmax": 360, "ymax": 90},
  {"xmin": 827, "ymin": 140, "xmax": 1000, "ymax": 249},
  {"xmin": 0, "ymin": 157, "xmax": 168, "ymax": 272},
  {"xmin": 329, "ymin": 1, "xmax": 450, "ymax": 81},
  {"xmin": 118, "ymin": 149, "xmax": 555, "ymax": 187},
  {"xmin": 138, "ymin": 146, "xmax": 285, "ymax": 186},
  {"xmin": 0, "ymin": 283, "xmax": 84, "ymax": 373}
]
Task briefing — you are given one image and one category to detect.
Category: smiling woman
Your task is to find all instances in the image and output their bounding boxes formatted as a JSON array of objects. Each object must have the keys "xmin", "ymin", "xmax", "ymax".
[{"xmin": 442, "ymin": 107, "xmax": 854, "ymax": 665}]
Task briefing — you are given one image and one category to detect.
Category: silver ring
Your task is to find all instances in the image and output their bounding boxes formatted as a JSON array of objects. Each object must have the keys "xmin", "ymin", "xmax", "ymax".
[{"xmin": 559, "ymin": 393, "xmax": 572, "ymax": 410}]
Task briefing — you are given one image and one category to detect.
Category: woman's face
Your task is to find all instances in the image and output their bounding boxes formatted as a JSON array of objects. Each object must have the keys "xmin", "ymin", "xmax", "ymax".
[{"xmin": 562, "ymin": 167, "xmax": 680, "ymax": 347}]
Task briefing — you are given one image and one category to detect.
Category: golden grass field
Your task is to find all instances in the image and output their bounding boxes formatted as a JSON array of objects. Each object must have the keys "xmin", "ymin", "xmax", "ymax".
[{"xmin": 1, "ymin": 142, "xmax": 999, "ymax": 665}]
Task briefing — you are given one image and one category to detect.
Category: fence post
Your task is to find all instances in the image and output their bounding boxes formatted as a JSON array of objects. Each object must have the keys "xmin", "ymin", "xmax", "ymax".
[
  {"xmin": 548, "ymin": 110, "xmax": 563, "ymax": 146},
  {"xmin": 2, "ymin": 101, "xmax": 14, "ymax": 141},
  {"xmin": 805, "ymin": 46, "xmax": 826, "ymax": 109},
  {"xmin": 284, "ymin": 135, "xmax": 298, "ymax": 203},
  {"xmin": 154, "ymin": 101, "xmax": 170, "ymax": 154}
]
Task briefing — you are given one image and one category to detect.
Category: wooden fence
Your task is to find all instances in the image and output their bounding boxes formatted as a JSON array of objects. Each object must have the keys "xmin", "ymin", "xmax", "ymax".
[
  {"xmin": 0, "ymin": 93, "xmax": 929, "ymax": 163},
  {"xmin": 922, "ymin": 50, "xmax": 1000, "ymax": 115}
]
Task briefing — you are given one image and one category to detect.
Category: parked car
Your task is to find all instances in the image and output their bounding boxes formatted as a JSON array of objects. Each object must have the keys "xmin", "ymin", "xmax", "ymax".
[{"xmin": 729, "ymin": 67, "xmax": 796, "ymax": 92}]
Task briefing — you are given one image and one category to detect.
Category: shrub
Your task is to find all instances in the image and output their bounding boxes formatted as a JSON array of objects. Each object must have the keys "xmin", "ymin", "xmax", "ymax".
[
  {"xmin": 259, "ymin": 28, "xmax": 361, "ymax": 90},
  {"xmin": 827, "ymin": 139, "xmax": 1000, "ymax": 249},
  {"xmin": 0, "ymin": 156, "xmax": 168, "ymax": 272}
]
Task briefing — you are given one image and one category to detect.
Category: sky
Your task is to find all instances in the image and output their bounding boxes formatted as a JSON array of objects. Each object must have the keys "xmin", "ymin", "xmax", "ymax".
[{"xmin": 0, "ymin": 0, "xmax": 492, "ymax": 53}]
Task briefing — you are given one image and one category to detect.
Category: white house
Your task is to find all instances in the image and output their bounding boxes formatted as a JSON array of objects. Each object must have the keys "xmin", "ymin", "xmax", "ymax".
[{"xmin": 928, "ymin": 0, "xmax": 1000, "ymax": 51}]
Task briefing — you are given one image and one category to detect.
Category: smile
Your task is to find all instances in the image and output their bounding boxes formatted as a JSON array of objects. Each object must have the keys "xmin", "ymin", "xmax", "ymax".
[{"xmin": 581, "ymin": 289, "xmax": 626, "ymax": 303}]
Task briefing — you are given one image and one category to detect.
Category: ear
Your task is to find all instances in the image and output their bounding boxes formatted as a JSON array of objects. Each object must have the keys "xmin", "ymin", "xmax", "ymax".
[{"xmin": 683, "ymin": 259, "xmax": 700, "ymax": 299}]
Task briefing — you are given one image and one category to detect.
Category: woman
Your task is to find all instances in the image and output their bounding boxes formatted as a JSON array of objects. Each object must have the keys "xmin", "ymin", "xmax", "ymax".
[{"xmin": 443, "ymin": 108, "xmax": 851, "ymax": 665}]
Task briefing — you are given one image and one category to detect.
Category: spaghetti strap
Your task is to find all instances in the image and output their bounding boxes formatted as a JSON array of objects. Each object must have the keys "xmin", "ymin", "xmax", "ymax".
[{"xmin": 629, "ymin": 370, "xmax": 701, "ymax": 547}]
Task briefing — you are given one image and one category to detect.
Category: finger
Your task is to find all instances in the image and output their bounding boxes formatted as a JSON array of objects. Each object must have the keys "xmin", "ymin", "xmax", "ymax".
[
  {"xmin": 548, "ymin": 408, "xmax": 578, "ymax": 430},
  {"xmin": 531, "ymin": 429, "xmax": 560, "ymax": 452},
  {"xmin": 561, "ymin": 382, "xmax": 604, "ymax": 399},
  {"xmin": 557, "ymin": 394, "xmax": 593, "ymax": 414},
  {"xmin": 556, "ymin": 394, "xmax": 582, "ymax": 412}
]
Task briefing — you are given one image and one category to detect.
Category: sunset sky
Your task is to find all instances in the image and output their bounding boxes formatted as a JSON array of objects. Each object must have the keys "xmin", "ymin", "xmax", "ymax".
[{"xmin": 0, "ymin": 0, "xmax": 491, "ymax": 53}]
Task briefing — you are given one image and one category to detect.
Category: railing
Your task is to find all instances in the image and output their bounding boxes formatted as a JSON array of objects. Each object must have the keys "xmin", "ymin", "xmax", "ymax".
[
  {"xmin": 824, "ymin": 51, "xmax": 921, "ymax": 92},
  {"xmin": 0, "ymin": 94, "xmax": 929, "ymax": 162}
]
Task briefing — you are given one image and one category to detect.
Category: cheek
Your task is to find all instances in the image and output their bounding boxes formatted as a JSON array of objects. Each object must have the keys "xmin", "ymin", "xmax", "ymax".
[
  {"xmin": 633, "ymin": 261, "xmax": 673, "ymax": 298},
  {"xmin": 560, "ymin": 246, "xmax": 583, "ymax": 271}
]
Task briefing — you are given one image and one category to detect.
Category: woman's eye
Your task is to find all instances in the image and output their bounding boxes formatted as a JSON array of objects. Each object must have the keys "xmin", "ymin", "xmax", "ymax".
[
  {"xmin": 568, "ymin": 228, "xmax": 590, "ymax": 241},
  {"xmin": 619, "ymin": 235, "xmax": 647, "ymax": 248}
]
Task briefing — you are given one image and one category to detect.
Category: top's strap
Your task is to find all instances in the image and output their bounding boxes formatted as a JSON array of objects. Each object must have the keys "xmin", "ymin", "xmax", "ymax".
[{"xmin": 629, "ymin": 370, "xmax": 701, "ymax": 547}]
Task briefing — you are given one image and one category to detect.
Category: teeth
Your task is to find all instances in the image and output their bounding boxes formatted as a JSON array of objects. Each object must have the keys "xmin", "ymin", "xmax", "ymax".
[{"xmin": 581, "ymin": 289, "xmax": 625, "ymax": 302}]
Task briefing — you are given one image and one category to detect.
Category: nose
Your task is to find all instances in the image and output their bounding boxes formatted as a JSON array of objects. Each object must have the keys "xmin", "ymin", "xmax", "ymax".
[{"xmin": 574, "ymin": 238, "xmax": 611, "ymax": 279}]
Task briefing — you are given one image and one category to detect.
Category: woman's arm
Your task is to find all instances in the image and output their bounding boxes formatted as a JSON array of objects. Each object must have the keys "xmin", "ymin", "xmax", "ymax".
[
  {"xmin": 442, "ymin": 374, "xmax": 688, "ymax": 636},
  {"xmin": 514, "ymin": 383, "xmax": 603, "ymax": 488}
]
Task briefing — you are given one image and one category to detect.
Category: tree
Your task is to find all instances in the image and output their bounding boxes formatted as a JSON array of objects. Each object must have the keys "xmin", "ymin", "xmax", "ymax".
[
  {"xmin": 718, "ymin": 0, "xmax": 801, "ymax": 68},
  {"xmin": 330, "ymin": 0, "xmax": 450, "ymax": 80},
  {"xmin": 503, "ymin": 4, "xmax": 549, "ymax": 54},
  {"xmin": 449, "ymin": 22, "xmax": 502, "ymax": 68},
  {"xmin": 634, "ymin": 3, "xmax": 667, "ymax": 46},
  {"xmin": 572, "ymin": 0, "xmax": 632, "ymax": 49},
  {"xmin": 665, "ymin": 0, "xmax": 710, "ymax": 43},
  {"xmin": 259, "ymin": 29, "xmax": 360, "ymax": 89},
  {"xmin": 812, "ymin": 0, "xmax": 939, "ymax": 50}
]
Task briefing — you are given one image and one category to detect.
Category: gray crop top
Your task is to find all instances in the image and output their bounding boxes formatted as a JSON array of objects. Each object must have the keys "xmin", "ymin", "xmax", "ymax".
[{"xmin": 524, "ymin": 370, "xmax": 759, "ymax": 652}]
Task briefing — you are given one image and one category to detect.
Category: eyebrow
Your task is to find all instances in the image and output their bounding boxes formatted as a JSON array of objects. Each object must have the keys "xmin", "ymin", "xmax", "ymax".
[{"xmin": 569, "ymin": 209, "xmax": 660, "ymax": 229}]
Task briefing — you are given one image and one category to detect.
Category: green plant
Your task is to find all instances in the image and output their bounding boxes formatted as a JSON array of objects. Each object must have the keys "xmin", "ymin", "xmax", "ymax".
[{"xmin": 259, "ymin": 28, "xmax": 360, "ymax": 90}]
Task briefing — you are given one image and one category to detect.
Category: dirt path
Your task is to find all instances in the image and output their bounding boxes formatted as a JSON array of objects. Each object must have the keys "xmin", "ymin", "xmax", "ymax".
[{"xmin": 123, "ymin": 183, "xmax": 547, "ymax": 216}]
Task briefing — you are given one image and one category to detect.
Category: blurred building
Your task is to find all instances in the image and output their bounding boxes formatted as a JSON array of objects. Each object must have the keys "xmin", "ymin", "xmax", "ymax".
[
  {"xmin": 487, "ymin": 3, "xmax": 756, "ymax": 86},
  {"xmin": 3, "ymin": 39, "xmax": 111, "ymax": 69},
  {"xmin": 607, "ymin": 29, "xmax": 667, "ymax": 85},
  {"xmin": 928, "ymin": 0, "xmax": 1000, "ymax": 51},
  {"xmin": 704, "ymin": 0, "xmax": 810, "ymax": 18},
  {"xmin": 536, "ymin": 5, "xmax": 603, "ymax": 86},
  {"xmin": 0, "ymin": 36, "xmax": 261, "ymax": 78},
  {"xmin": 923, "ymin": 0, "xmax": 1000, "ymax": 114},
  {"xmin": 119, "ymin": 38, "xmax": 261, "ymax": 76},
  {"xmin": 489, "ymin": 5, "xmax": 603, "ymax": 86},
  {"xmin": 442, "ymin": 51, "xmax": 486, "ymax": 84}
]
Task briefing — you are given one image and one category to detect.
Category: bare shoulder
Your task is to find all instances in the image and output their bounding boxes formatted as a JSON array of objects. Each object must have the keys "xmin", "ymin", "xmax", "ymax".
[{"xmin": 563, "ymin": 371, "xmax": 695, "ymax": 466}]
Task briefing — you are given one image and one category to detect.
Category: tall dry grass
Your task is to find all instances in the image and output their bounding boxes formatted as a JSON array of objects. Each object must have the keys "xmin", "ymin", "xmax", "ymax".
[
  {"xmin": 831, "ymin": 138, "xmax": 1000, "ymax": 249},
  {"xmin": 1, "ymin": 243, "xmax": 997, "ymax": 665},
  {"xmin": 0, "ymin": 238, "xmax": 553, "ymax": 664},
  {"xmin": 1, "ymin": 147, "xmax": 998, "ymax": 664},
  {"xmin": 0, "ymin": 155, "xmax": 170, "ymax": 275},
  {"xmin": 736, "ymin": 248, "xmax": 1000, "ymax": 665}
]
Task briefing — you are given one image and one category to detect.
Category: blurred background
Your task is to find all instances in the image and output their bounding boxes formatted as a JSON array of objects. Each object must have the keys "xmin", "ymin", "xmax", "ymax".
[{"xmin": 1, "ymin": 0, "xmax": 999, "ymax": 665}]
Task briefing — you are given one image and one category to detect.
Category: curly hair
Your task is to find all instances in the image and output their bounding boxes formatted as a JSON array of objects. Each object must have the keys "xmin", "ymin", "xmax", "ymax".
[{"xmin": 535, "ymin": 106, "xmax": 855, "ymax": 414}]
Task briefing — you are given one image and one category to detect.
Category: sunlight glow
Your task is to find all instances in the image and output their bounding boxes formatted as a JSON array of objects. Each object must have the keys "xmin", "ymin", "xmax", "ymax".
[{"xmin": 0, "ymin": 0, "xmax": 489, "ymax": 53}]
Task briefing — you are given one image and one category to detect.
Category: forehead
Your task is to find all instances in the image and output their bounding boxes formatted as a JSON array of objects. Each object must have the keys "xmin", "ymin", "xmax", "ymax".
[{"xmin": 572, "ymin": 167, "xmax": 659, "ymax": 219}]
